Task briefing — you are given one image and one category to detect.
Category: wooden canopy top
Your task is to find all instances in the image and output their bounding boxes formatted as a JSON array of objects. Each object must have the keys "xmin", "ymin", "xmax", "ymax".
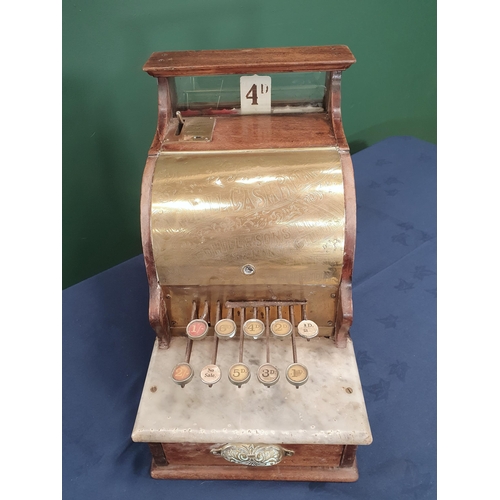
[{"xmin": 143, "ymin": 45, "xmax": 356, "ymax": 77}]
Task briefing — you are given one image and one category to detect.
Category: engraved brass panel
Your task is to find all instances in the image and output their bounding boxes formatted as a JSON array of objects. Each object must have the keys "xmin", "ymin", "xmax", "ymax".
[{"xmin": 151, "ymin": 148, "xmax": 345, "ymax": 287}]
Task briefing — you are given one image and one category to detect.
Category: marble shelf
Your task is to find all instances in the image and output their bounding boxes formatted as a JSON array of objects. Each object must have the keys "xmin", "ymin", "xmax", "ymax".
[{"xmin": 132, "ymin": 335, "xmax": 372, "ymax": 446}]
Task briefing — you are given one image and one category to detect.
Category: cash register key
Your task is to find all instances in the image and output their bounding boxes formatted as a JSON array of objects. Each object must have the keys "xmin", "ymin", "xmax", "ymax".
[
  {"xmin": 171, "ymin": 362, "xmax": 194, "ymax": 386},
  {"xmin": 228, "ymin": 362, "xmax": 251, "ymax": 387},
  {"xmin": 186, "ymin": 319, "xmax": 209, "ymax": 340},
  {"xmin": 200, "ymin": 364, "xmax": 222, "ymax": 385},
  {"xmin": 297, "ymin": 320, "xmax": 319, "ymax": 339},
  {"xmin": 214, "ymin": 318, "xmax": 237, "ymax": 339},
  {"xmin": 242, "ymin": 318, "xmax": 265, "ymax": 339},
  {"xmin": 286, "ymin": 363, "xmax": 309, "ymax": 387},
  {"xmin": 270, "ymin": 318, "xmax": 293, "ymax": 338},
  {"xmin": 257, "ymin": 363, "xmax": 280, "ymax": 387}
]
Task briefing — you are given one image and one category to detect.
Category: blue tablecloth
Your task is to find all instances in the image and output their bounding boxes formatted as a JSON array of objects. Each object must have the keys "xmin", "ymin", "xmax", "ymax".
[{"xmin": 63, "ymin": 136, "xmax": 436, "ymax": 499}]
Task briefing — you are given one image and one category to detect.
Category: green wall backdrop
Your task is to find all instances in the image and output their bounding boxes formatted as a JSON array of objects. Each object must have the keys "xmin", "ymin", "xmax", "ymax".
[{"xmin": 62, "ymin": 0, "xmax": 436, "ymax": 289}]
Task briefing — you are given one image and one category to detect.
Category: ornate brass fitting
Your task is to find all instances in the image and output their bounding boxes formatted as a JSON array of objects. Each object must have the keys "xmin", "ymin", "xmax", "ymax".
[{"xmin": 211, "ymin": 443, "xmax": 295, "ymax": 466}]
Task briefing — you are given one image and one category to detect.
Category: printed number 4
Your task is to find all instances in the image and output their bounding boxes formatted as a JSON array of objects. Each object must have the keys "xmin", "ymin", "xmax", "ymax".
[{"xmin": 245, "ymin": 84, "xmax": 258, "ymax": 105}]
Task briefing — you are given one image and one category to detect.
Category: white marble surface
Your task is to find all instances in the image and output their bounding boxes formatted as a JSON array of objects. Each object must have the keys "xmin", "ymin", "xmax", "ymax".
[{"xmin": 132, "ymin": 335, "xmax": 372, "ymax": 445}]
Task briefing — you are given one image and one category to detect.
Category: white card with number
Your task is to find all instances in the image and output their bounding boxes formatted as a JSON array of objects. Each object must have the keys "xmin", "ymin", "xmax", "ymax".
[{"xmin": 240, "ymin": 75, "xmax": 271, "ymax": 114}]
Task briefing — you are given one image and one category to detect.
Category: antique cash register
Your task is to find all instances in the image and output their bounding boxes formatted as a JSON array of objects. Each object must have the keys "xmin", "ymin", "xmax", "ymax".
[{"xmin": 131, "ymin": 46, "xmax": 372, "ymax": 481}]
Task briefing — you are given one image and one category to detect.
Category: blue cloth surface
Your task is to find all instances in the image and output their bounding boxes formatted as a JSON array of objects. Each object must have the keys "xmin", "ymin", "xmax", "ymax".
[{"xmin": 63, "ymin": 136, "xmax": 436, "ymax": 499}]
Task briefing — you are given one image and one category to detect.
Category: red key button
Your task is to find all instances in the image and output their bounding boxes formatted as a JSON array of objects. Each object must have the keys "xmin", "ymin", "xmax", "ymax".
[{"xmin": 186, "ymin": 319, "xmax": 209, "ymax": 339}]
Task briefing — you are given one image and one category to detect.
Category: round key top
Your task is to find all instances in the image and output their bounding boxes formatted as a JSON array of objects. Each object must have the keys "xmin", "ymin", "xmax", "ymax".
[
  {"xmin": 286, "ymin": 363, "xmax": 309, "ymax": 387},
  {"xmin": 243, "ymin": 318, "xmax": 265, "ymax": 339},
  {"xmin": 186, "ymin": 319, "xmax": 209, "ymax": 340},
  {"xmin": 214, "ymin": 318, "xmax": 237, "ymax": 339},
  {"xmin": 171, "ymin": 362, "xmax": 194, "ymax": 387},
  {"xmin": 257, "ymin": 363, "xmax": 280, "ymax": 387},
  {"xmin": 297, "ymin": 320, "xmax": 319, "ymax": 339},
  {"xmin": 200, "ymin": 364, "xmax": 221, "ymax": 386},
  {"xmin": 270, "ymin": 318, "xmax": 293, "ymax": 338},
  {"xmin": 228, "ymin": 362, "xmax": 251, "ymax": 387}
]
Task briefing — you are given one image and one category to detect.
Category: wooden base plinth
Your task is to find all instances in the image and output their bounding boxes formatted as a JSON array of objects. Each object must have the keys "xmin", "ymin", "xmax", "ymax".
[
  {"xmin": 146, "ymin": 442, "xmax": 360, "ymax": 481},
  {"xmin": 150, "ymin": 459, "xmax": 359, "ymax": 482}
]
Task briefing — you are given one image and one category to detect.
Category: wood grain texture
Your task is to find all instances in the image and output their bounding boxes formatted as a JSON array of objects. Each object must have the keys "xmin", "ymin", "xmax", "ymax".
[
  {"xmin": 333, "ymin": 151, "xmax": 356, "ymax": 348},
  {"xmin": 340, "ymin": 445, "xmax": 358, "ymax": 468},
  {"xmin": 159, "ymin": 113, "xmax": 336, "ymax": 152},
  {"xmin": 333, "ymin": 281, "xmax": 353, "ymax": 348},
  {"xmin": 148, "ymin": 443, "xmax": 168, "ymax": 466},
  {"xmin": 329, "ymin": 71, "xmax": 349, "ymax": 151},
  {"xmin": 161, "ymin": 443, "xmax": 343, "ymax": 468},
  {"xmin": 148, "ymin": 78, "xmax": 173, "ymax": 154},
  {"xmin": 144, "ymin": 46, "xmax": 356, "ymax": 77},
  {"xmin": 150, "ymin": 460, "xmax": 358, "ymax": 482}
]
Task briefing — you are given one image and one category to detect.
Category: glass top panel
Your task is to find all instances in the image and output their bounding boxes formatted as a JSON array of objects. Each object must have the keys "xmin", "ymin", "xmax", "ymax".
[{"xmin": 174, "ymin": 72, "xmax": 326, "ymax": 114}]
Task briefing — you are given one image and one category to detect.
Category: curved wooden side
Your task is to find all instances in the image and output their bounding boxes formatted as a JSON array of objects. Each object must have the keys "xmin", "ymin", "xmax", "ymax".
[
  {"xmin": 149, "ymin": 77, "xmax": 175, "ymax": 154},
  {"xmin": 330, "ymin": 71, "xmax": 349, "ymax": 152},
  {"xmin": 140, "ymin": 156, "xmax": 170, "ymax": 347},
  {"xmin": 141, "ymin": 78, "xmax": 175, "ymax": 347},
  {"xmin": 328, "ymin": 71, "xmax": 357, "ymax": 348}
]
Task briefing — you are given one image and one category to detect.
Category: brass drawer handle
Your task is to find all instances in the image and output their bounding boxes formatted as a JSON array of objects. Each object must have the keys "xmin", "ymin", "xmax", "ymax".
[{"xmin": 211, "ymin": 443, "xmax": 294, "ymax": 467}]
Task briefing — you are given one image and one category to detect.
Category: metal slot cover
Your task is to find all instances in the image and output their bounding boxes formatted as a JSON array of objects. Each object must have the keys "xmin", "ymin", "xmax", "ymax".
[{"xmin": 171, "ymin": 114, "xmax": 215, "ymax": 142}]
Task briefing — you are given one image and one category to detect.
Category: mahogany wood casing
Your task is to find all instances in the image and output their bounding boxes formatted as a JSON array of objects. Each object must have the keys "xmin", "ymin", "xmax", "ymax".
[{"xmin": 139, "ymin": 46, "xmax": 360, "ymax": 481}]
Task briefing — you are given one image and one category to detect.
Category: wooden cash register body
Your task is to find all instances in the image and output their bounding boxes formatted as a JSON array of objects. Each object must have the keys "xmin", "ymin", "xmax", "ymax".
[{"xmin": 132, "ymin": 46, "xmax": 372, "ymax": 481}]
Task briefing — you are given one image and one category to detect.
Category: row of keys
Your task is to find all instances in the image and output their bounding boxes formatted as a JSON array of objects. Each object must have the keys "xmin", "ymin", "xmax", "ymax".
[
  {"xmin": 172, "ymin": 360, "xmax": 309, "ymax": 388},
  {"xmin": 173, "ymin": 301, "xmax": 317, "ymax": 389},
  {"xmin": 186, "ymin": 318, "xmax": 319, "ymax": 340}
]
